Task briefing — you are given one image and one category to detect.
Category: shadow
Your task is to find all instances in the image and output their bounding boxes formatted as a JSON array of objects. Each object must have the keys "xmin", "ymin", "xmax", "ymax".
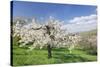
[{"xmin": 52, "ymin": 52, "xmax": 90, "ymax": 63}]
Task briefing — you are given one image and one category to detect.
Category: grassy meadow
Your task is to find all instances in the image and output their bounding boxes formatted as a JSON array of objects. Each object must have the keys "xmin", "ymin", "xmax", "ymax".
[{"xmin": 12, "ymin": 38, "xmax": 97, "ymax": 66}]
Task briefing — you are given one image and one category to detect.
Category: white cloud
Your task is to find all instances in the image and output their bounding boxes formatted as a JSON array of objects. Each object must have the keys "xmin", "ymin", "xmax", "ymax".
[
  {"xmin": 69, "ymin": 14, "xmax": 97, "ymax": 24},
  {"xmin": 61, "ymin": 14, "xmax": 97, "ymax": 33}
]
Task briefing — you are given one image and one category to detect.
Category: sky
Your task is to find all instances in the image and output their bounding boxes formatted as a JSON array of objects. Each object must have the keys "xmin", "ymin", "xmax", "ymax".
[{"xmin": 12, "ymin": 1, "xmax": 97, "ymax": 33}]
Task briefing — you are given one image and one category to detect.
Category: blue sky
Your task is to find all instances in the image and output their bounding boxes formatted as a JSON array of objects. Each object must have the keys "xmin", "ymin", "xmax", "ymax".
[
  {"xmin": 12, "ymin": 1, "xmax": 97, "ymax": 22},
  {"xmin": 12, "ymin": 1, "xmax": 97, "ymax": 32}
]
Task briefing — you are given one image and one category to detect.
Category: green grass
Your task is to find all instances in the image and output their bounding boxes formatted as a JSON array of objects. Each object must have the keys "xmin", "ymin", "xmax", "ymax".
[
  {"xmin": 12, "ymin": 44, "xmax": 97, "ymax": 66},
  {"xmin": 12, "ymin": 29, "xmax": 97, "ymax": 66},
  {"xmin": 12, "ymin": 36, "xmax": 97, "ymax": 66}
]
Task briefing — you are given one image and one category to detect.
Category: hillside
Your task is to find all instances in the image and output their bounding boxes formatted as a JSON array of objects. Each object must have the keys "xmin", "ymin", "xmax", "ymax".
[{"xmin": 77, "ymin": 29, "xmax": 97, "ymax": 55}]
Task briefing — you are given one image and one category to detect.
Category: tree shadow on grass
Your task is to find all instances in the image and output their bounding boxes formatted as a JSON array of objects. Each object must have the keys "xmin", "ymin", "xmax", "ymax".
[{"xmin": 52, "ymin": 52, "xmax": 90, "ymax": 63}]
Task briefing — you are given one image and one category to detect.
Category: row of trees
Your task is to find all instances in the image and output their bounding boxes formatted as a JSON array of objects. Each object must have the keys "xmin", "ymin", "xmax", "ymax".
[{"xmin": 12, "ymin": 17, "xmax": 81, "ymax": 58}]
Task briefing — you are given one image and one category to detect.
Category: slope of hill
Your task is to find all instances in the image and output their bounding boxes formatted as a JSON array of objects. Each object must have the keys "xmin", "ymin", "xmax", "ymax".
[{"xmin": 77, "ymin": 29, "xmax": 97, "ymax": 55}]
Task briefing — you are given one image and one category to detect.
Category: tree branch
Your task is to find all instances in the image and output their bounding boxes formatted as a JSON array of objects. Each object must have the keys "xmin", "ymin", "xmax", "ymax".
[{"xmin": 32, "ymin": 26, "xmax": 42, "ymax": 30}]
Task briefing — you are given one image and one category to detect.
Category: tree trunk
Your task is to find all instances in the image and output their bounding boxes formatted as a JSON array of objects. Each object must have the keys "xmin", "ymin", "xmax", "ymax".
[{"xmin": 47, "ymin": 44, "xmax": 52, "ymax": 58}]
